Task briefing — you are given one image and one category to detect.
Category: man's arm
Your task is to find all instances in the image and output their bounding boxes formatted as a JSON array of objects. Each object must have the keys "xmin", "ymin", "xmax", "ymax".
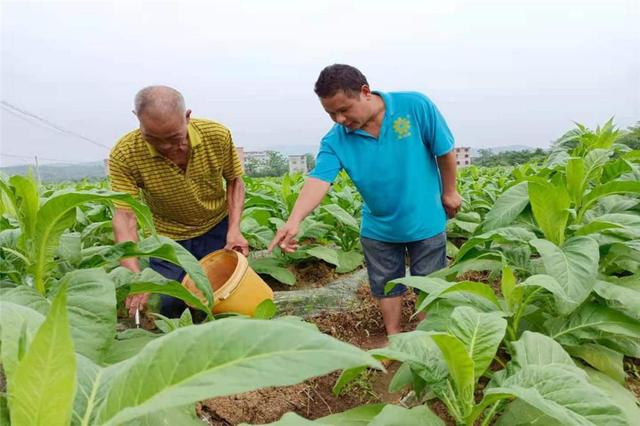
[
  {"xmin": 436, "ymin": 150, "xmax": 461, "ymax": 218},
  {"xmin": 268, "ymin": 177, "xmax": 331, "ymax": 252},
  {"xmin": 112, "ymin": 208, "xmax": 148, "ymax": 317},
  {"xmin": 113, "ymin": 208, "xmax": 140, "ymax": 271},
  {"xmin": 224, "ymin": 177, "xmax": 249, "ymax": 256}
]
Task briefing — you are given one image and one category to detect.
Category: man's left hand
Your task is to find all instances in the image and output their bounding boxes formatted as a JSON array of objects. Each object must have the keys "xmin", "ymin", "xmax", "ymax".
[
  {"xmin": 225, "ymin": 230, "xmax": 250, "ymax": 256},
  {"xmin": 442, "ymin": 191, "xmax": 462, "ymax": 218}
]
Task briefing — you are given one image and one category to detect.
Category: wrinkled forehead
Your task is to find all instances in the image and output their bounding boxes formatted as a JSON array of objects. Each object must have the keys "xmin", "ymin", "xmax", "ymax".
[{"xmin": 140, "ymin": 114, "xmax": 186, "ymax": 138}]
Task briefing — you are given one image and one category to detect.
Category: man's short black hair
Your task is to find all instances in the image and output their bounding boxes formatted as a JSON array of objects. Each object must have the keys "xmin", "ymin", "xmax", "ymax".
[{"xmin": 314, "ymin": 64, "xmax": 369, "ymax": 98}]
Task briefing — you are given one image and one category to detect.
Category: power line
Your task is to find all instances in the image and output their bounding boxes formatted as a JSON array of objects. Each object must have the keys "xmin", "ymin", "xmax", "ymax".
[
  {"xmin": 1, "ymin": 100, "xmax": 111, "ymax": 150},
  {"xmin": 0, "ymin": 153, "xmax": 79, "ymax": 164}
]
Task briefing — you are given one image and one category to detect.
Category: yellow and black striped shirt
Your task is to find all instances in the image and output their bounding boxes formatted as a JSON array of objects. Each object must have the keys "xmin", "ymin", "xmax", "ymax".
[{"xmin": 109, "ymin": 118, "xmax": 243, "ymax": 240}]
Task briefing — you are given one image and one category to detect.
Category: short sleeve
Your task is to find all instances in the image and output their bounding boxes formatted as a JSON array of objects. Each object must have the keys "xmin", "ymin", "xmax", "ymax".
[
  {"xmin": 308, "ymin": 139, "xmax": 342, "ymax": 183},
  {"xmin": 108, "ymin": 153, "xmax": 140, "ymax": 210},
  {"xmin": 222, "ymin": 129, "xmax": 244, "ymax": 181},
  {"xmin": 418, "ymin": 95, "xmax": 455, "ymax": 157}
]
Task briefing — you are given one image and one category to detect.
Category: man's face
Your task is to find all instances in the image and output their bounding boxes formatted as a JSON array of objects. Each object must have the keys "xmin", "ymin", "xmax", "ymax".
[
  {"xmin": 138, "ymin": 110, "xmax": 191, "ymax": 157},
  {"xmin": 320, "ymin": 88, "xmax": 372, "ymax": 130}
]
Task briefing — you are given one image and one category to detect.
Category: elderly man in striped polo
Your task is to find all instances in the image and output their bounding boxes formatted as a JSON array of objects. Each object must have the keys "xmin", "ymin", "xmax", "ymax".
[{"xmin": 109, "ymin": 85, "xmax": 248, "ymax": 318}]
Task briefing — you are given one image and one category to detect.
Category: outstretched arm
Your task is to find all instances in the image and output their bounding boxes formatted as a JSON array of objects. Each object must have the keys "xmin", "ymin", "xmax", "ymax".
[{"xmin": 268, "ymin": 177, "xmax": 331, "ymax": 252}]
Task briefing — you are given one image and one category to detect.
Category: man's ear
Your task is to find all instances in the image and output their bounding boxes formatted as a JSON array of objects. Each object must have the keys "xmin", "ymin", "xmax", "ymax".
[{"xmin": 360, "ymin": 85, "xmax": 372, "ymax": 98}]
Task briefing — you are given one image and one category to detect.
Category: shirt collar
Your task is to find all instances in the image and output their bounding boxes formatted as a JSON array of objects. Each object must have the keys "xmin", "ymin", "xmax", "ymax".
[{"xmin": 145, "ymin": 121, "xmax": 201, "ymax": 157}]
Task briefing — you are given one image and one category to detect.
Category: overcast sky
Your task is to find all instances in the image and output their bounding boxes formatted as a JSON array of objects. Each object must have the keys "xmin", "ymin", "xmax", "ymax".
[{"xmin": 1, "ymin": 0, "xmax": 639, "ymax": 166}]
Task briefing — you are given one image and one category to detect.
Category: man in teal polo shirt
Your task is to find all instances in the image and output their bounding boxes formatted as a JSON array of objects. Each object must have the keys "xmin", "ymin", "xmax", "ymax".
[{"xmin": 269, "ymin": 64, "xmax": 461, "ymax": 336}]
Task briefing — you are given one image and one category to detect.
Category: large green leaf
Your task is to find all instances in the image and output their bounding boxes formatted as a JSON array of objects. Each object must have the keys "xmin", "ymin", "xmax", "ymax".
[
  {"xmin": 321, "ymin": 203, "xmax": 359, "ymax": 230},
  {"xmin": 58, "ymin": 232, "xmax": 82, "ymax": 265},
  {"xmin": 565, "ymin": 344, "xmax": 625, "ymax": 384},
  {"xmin": 456, "ymin": 227, "xmax": 536, "ymax": 262},
  {"xmin": 565, "ymin": 157, "xmax": 586, "ymax": 206},
  {"xmin": 259, "ymin": 404, "xmax": 444, "ymax": 426},
  {"xmin": 8, "ymin": 284, "xmax": 76, "ymax": 426},
  {"xmin": 81, "ymin": 236, "xmax": 213, "ymax": 307},
  {"xmin": 386, "ymin": 276, "xmax": 449, "ymax": 296},
  {"xmin": 580, "ymin": 181, "xmax": 640, "ymax": 219},
  {"xmin": 314, "ymin": 404, "xmax": 387, "ymax": 425},
  {"xmin": 485, "ymin": 365, "xmax": 626, "ymax": 425},
  {"xmin": 500, "ymin": 264, "xmax": 521, "ymax": 313},
  {"xmin": 603, "ymin": 240, "xmax": 640, "ymax": 274},
  {"xmin": 367, "ymin": 404, "xmax": 445, "ymax": 426},
  {"xmin": 31, "ymin": 191, "xmax": 155, "ymax": 295},
  {"xmin": 495, "ymin": 400, "xmax": 562, "ymax": 426},
  {"xmin": 447, "ymin": 307, "xmax": 507, "ymax": 379},
  {"xmin": 297, "ymin": 217, "xmax": 333, "ymax": 241},
  {"xmin": 0, "ymin": 284, "xmax": 50, "ymax": 314},
  {"xmin": 494, "ymin": 332, "xmax": 584, "ymax": 426},
  {"xmin": 96, "ymin": 318, "xmax": 381, "ymax": 425},
  {"xmin": 9, "ymin": 175, "xmax": 40, "ymax": 247},
  {"xmin": 528, "ymin": 178, "xmax": 570, "ymax": 246},
  {"xmin": 548, "ymin": 303, "xmax": 640, "ymax": 347},
  {"xmin": 102, "ymin": 329, "xmax": 159, "ymax": 365},
  {"xmin": 72, "ymin": 355, "xmax": 122, "ymax": 426},
  {"xmin": 48, "ymin": 269, "xmax": 117, "ymax": 364},
  {"xmin": 511, "ymin": 331, "xmax": 574, "ymax": 369},
  {"xmin": 124, "ymin": 268, "xmax": 212, "ymax": 319},
  {"xmin": 370, "ymin": 331, "xmax": 449, "ymax": 389},
  {"xmin": 0, "ymin": 302, "xmax": 45, "ymax": 379},
  {"xmin": 602, "ymin": 158, "xmax": 634, "ymax": 183},
  {"xmin": 241, "ymin": 217, "xmax": 275, "ymax": 249},
  {"xmin": 250, "ymin": 257, "xmax": 296, "ymax": 285},
  {"xmin": 121, "ymin": 406, "xmax": 204, "ymax": 426},
  {"xmin": 582, "ymin": 367, "xmax": 640, "ymax": 425},
  {"xmin": 529, "ymin": 237, "xmax": 599, "ymax": 314},
  {"xmin": 430, "ymin": 334, "xmax": 475, "ymax": 417},
  {"xmin": 594, "ymin": 214, "xmax": 640, "ymax": 240},
  {"xmin": 336, "ymin": 250, "xmax": 364, "ymax": 273},
  {"xmin": 593, "ymin": 279, "xmax": 640, "ymax": 320},
  {"xmin": 483, "ymin": 182, "xmax": 529, "ymax": 231},
  {"xmin": 306, "ymin": 246, "xmax": 364, "ymax": 273},
  {"xmin": 414, "ymin": 280, "xmax": 501, "ymax": 313}
]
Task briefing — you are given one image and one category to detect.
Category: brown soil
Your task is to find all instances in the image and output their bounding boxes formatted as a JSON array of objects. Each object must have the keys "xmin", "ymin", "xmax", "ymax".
[
  {"xmin": 265, "ymin": 260, "xmax": 341, "ymax": 291},
  {"xmin": 198, "ymin": 285, "xmax": 429, "ymax": 425},
  {"xmin": 625, "ymin": 357, "xmax": 640, "ymax": 400}
]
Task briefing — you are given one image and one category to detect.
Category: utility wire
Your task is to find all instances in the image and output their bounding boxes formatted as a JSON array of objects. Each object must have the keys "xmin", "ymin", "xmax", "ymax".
[
  {"xmin": 1, "ymin": 100, "xmax": 111, "ymax": 150},
  {"xmin": 0, "ymin": 153, "xmax": 79, "ymax": 164}
]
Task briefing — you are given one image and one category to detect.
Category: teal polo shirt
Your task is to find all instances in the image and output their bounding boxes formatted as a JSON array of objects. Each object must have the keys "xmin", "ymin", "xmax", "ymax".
[{"xmin": 310, "ymin": 91, "xmax": 455, "ymax": 243}]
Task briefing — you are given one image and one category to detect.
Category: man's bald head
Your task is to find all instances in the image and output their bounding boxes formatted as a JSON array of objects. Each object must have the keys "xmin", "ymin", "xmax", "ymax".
[
  {"xmin": 133, "ymin": 86, "xmax": 192, "ymax": 158},
  {"xmin": 134, "ymin": 85, "xmax": 186, "ymax": 119}
]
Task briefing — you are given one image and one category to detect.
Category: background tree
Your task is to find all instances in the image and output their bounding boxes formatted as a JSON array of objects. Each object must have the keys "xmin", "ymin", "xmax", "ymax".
[{"xmin": 305, "ymin": 153, "xmax": 316, "ymax": 171}]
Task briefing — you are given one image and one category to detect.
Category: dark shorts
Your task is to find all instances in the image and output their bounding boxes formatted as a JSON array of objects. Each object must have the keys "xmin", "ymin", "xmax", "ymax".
[
  {"xmin": 150, "ymin": 217, "xmax": 228, "ymax": 317},
  {"xmin": 361, "ymin": 232, "xmax": 447, "ymax": 298}
]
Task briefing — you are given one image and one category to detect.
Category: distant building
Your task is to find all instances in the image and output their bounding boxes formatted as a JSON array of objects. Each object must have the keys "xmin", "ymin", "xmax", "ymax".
[
  {"xmin": 103, "ymin": 158, "xmax": 110, "ymax": 174},
  {"xmin": 244, "ymin": 150, "xmax": 270, "ymax": 163},
  {"xmin": 288, "ymin": 154, "xmax": 308, "ymax": 174},
  {"xmin": 454, "ymin": 147, "xmax": 471, "ymax": 167}
]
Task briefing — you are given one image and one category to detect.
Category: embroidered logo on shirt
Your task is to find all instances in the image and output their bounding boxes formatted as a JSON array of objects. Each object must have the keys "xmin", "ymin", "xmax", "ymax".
[{"xmin": 392, "ymin": 116, "xmax": 412, "ymax": 139}]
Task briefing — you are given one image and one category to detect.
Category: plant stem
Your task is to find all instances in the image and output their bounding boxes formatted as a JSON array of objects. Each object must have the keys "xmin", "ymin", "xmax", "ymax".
[{"xmin": 480, "ymin": 402, "xmax": 501, "ymax": 426}]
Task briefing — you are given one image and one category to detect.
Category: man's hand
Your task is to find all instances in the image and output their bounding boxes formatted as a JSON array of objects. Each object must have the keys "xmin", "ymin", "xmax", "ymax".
[
  {"xmin": 442, "ymin": 190, "xmax": 462, "ymax": 218},
  {"xmin": 268, "ymin": 221, "xmax": 300, "ymax": 253},
  {"xmin": 126, "ymin": 293, "xmax": 150, "ymax": 318},
  {"xmin": 225, "ymin": 229, "xmax": 250, "ymax": 256}
]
